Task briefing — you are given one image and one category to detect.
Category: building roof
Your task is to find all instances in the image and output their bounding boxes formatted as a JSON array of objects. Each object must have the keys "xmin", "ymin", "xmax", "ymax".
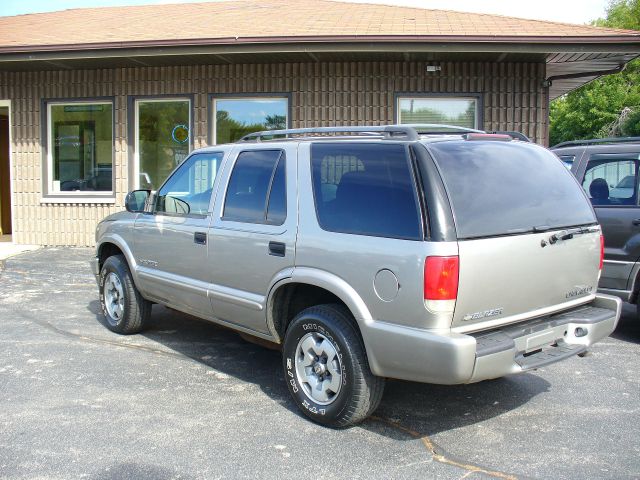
[
  {"xmin": 0, "ymin": 0, "xmax": 638, "ymax": 50},
  {"xmin": 0, "ymin": 0, "xmax": 638, "ymax": 98}
]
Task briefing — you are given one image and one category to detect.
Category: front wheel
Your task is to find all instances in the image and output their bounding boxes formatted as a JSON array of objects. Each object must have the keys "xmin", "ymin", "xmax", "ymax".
[
  {"xmin": 282, "ymin": 304, "xmax": 385, "ymax": 427},
  {"xmin": 99, "ymin": 255, "xmax": 150, "ymax": 334}
]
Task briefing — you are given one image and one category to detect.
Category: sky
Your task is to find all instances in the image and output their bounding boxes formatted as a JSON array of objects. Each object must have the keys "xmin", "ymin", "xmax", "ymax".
[{"xmin": 0, "ymin": 0, "xmax": 610, "ymax": 25}]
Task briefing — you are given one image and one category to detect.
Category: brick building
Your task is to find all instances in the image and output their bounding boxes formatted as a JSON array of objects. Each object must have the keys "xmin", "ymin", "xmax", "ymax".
[{"xmin": 0, "ymin": 0, "xmax": 638, "ymax": 245}]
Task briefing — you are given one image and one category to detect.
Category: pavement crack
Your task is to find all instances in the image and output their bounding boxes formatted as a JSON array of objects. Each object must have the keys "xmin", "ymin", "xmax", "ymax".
[
  {"xmin": 7, "ymin": 306, "xmax": 193, "ymax": 362},
  {"xmin": 369, "ymin": 415, "xmax": 520, "ymax": 480}
]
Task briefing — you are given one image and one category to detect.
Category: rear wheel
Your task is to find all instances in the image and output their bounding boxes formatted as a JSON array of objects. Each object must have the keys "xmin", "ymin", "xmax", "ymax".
[
  {"xmin": 282, "ymin": 304, "xmax": 384, "ymax": 427},
  {"xmin": 99, "ymin": 255, "xmax": 150, "ymax": 334}
]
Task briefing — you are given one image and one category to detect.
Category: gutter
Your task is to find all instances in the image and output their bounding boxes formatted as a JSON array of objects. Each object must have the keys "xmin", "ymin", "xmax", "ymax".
[
  {"xmin": 0, "ymin": 34, "xmax": 639, "ymax": 55},
  {"xmin": 543, "ymin": 63, "xmax": 627, "ymax": 88},
  {"xmin": 1, "ymin": 39, "xmax": 640, "ymax": 65}
]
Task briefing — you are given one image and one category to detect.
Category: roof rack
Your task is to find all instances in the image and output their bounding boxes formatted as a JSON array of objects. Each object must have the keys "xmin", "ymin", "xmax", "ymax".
[
  {"xmin": 552, "ymin": 136, "xmax": 640, "ymax": 149},
  {"xmin": 237, "ymin": 124, "xmax": 485, "ymax": 143},
  {"xmin": 238, "ymin": 125, "xmax": 420, "ymax": 142}
]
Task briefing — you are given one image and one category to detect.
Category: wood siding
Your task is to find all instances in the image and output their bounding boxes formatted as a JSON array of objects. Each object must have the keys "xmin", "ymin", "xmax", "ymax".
[{"xmin": 0, "ymin": 61, "xmax": 547, "ymax": 246}]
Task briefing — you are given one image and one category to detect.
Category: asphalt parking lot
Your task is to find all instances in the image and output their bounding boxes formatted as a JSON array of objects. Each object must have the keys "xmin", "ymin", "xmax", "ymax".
[{"xmin": 0, "ymin": 248, "xmax": 638, "ymax": 480}]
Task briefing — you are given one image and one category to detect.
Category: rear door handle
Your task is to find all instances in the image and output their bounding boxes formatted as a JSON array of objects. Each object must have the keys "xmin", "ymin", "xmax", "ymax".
[
  {"xmin": 194, "ymin": 231, "xmax": 207, "ymax": 245},
  {"xmin": 268, "ymin": 241, "xmax": 286, "ymax": 257},
  {"xmin": 633, "ymin": 219, "xmax": 640, "ymax": 226}
]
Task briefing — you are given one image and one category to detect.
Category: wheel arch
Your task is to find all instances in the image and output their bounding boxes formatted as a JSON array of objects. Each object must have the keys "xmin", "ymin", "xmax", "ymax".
[
  {"xmin": 266, "ymin": 267, "xmax": 373, "ymax": 345},
  {"xmin": 96, "ymin": 234, "xmax": 139, "ymax": 284}
]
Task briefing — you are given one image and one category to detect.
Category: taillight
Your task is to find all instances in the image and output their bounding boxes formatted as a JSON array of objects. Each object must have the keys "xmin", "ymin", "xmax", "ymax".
[
  {"xmin": 424, "ymin": 256, "xmax": 459, "ymax": 300},
  {"xmin": 599, "ymin": 235, "xmax": 605, "ymax": 270}
]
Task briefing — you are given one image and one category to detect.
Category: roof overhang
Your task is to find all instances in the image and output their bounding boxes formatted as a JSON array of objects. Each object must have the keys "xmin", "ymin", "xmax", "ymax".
[{"xmin": 0, "ymin": 36, "xmax": 638, "ymax": 99}]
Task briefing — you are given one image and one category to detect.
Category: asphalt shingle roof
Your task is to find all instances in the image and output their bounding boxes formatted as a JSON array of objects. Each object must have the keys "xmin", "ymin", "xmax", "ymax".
[{"xmin": 0, "ymin": 0, "xmax": 638, "ymax": 52}]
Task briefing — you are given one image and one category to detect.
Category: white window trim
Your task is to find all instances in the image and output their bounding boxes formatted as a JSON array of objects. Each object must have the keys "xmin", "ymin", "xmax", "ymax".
[
  {"xmin": 396, "ymin": 96, "xmax": 480, "ymax": 129},
  {"xmin": 134, "ymin": 97, "xmax": 192, "ymax": 190},
  {"xmin": 44, "ymin": 100, "xmax": 115, "ymax": 201},
  {"xmin": 212, "ymin": 97, "xmax": 289, "ymax": 145}
]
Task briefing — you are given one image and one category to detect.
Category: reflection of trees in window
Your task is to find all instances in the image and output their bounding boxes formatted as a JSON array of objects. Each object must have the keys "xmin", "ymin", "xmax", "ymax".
[
  {"xmin": 50, "ymin": 103, "xmax": 113, "ymax": 193},
  {"xmin": 399, "ymin": 99, "xmax": 476, "ymax": 129},
  {"xmin": 138, "ymin": 101, "xmax": 189, "ymax": 190},
  {"xmin": 215, "ymin": 102, "xmax": 288, "ymax": 144},
  {"xmin": 264, "ymin": 114, "xmax": 286, "ymax": 130},
  {"xmin": 216, "ymin": 110, "xmax": 266, "ymax": 144}
]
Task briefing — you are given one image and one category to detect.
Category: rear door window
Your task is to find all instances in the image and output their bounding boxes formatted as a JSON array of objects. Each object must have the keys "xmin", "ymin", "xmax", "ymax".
[
  {"xmin": 582, "ymin": 154, "xmax": 640, "ymax": 206},
  {"xmin": 427, "ymin": 141, "xmax": 596, "ymax": 239},
  {"xmin": 223, "ymin": 150, "xmax": 286, "ymax": 225},
  {"xmin": 311, "ymin": 143, "xmax": 422, "ymax": 240}
]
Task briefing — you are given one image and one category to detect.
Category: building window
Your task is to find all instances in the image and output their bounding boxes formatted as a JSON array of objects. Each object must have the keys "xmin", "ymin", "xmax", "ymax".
[
  {"xmin": 47, "ymin": 101, "xmax": 113, "ymax": 195},
  {"xmin": 397, "ymin": 96, "xmax": 478, "ymax": 129},
  {"xmin": 135, "ymin": 99, "xmax": 191, "ymax": 190},
  {"xmin": 212, "ymin": 97, "xmax": 288, "ymax": 144}
]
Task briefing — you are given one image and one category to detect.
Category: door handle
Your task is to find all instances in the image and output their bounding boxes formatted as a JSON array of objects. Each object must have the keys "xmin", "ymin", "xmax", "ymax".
[
  {"xmin": 633, "ymin": 219, "xmax": 640, "ymax": 226},
  {"xmin": 268, "ymin": 241, "xmax": 286, "ymax": 257},
  {"xmin": 194, "ymin": 231, "xmax": 207, "ymax": 245}
]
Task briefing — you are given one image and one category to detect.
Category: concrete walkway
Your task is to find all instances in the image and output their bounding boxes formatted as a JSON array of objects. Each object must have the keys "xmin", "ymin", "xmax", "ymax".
[{"xmin": 0, "ymin": 235, "xmax": 40, "ymax": 260}]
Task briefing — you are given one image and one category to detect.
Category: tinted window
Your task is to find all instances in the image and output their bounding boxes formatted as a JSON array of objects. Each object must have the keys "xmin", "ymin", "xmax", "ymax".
[
  {"xmin": 266, "ymin": 156, "xmax": 286, "ymax": 224},
  {"xmin": 156, "ymin": 152, "xmax": 222, "ymax": 215},
  {"xmin": 223, "ymin": 150, "xmax": 286, "ymax": 224},
  {"xmin": 311, "ymin": 143, "xmax": 422, "ymax": 240},
  {"xmin": 582, "ymin": 154, "xmax": 640, "ymax": 206},
  {"xmin": 427, "ymin": 141, "xmax": 596, "ymax": 239}
]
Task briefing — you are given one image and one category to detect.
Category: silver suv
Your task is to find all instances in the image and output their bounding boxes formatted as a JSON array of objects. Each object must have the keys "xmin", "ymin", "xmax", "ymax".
[{"xmin": 91, "ymin": 125, "xmax": 621, "ymax": 427}]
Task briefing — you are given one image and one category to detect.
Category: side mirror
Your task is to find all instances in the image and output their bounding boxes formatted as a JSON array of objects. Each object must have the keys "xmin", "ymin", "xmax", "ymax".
[{"xmin": 125, "ymin": 189, "xmax": 150, "ymax": 213}]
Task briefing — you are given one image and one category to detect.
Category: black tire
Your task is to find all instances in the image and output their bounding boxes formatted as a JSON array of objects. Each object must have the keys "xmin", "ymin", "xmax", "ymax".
[
  {"xmin": 99, "ymin": 254, "xmax": 151, "ymax": 334},
  {"xmin": 282, "ymin": 304, "xmax": 385, "ymax": 428}
]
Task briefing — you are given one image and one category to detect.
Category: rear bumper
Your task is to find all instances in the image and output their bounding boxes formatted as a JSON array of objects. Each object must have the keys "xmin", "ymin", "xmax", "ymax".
[{"xmin": 362, "ymin": 294, "xmax": 621, "ymax": 384}]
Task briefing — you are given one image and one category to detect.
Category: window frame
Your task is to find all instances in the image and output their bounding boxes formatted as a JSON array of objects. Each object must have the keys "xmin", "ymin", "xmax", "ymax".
[
  {"xmin": 41, "ymin": 97, "xmax": 116, "ymax": 203},
  {"xmin": 128, "ymin": 95, "xmax": 194, "ymax": 191},
  {"xmin": 394, "ymin": 92, "xmax": 482, "ymax": 130},
  {"xmin": 221, "ymin": 149, "xmax": 287, "ymax": 225},
  {"xmin": 208, "ymin": 93, "xmax": 291, "ymax": 145}
]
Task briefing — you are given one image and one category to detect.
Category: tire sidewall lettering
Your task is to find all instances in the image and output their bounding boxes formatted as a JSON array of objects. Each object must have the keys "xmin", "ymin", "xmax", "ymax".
[{"xmin": 284, "ymin": 318, "xmax": 349, "ymax": 419}]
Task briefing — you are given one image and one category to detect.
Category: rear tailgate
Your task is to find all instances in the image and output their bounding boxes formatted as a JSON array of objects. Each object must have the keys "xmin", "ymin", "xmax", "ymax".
[
  {"xmin": 454, "ymin": 229, "xmax": 600, "ymax": 331},
  {"xmin": 425, "ymin": 140, "xmax": 600, "ymax": 332}
]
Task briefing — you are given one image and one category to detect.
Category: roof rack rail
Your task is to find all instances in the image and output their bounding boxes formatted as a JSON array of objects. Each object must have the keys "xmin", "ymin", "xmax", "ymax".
[
  {"xmin": 552, "ymin": 136, "xmax": 640, "ymax": 149},
  {"xmin": 238, "ymin": 125, "xmax": 420, "ymax": 142}
]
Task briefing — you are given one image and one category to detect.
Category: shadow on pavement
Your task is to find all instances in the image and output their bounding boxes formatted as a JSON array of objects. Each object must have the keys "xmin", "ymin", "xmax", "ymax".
[
  {"xmin": 611, "ymin": 303, "xmax": 640, "ymax": 344},
  {"xmin": 88, "ymin": 301, "xmax": 550, "ymax": 439}
]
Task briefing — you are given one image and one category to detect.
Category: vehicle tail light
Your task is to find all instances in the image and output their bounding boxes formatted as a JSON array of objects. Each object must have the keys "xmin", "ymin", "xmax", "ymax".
[
  {"xmin": 424, "ymin": 256, "xmax": 459, "ymax": 301},
  {"xmin": 599, "ymin": 234, "xmax": 605, "ymax": 271}
]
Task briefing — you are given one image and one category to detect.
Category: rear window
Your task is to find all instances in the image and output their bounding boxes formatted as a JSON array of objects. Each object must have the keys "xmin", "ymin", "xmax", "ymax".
[
  {"xmin": 311, "ymin": 143, "xmax": 422, "ymax": 240},
  {"xmin": 427, "ymin": 141, "xmax": 596, "ymax": 239}
]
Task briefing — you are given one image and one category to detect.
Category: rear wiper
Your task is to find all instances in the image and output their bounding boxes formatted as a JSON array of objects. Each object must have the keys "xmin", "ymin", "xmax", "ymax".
[{"xmin": 549, "ymin": 226, "xmax": 600, "ymax": 244}]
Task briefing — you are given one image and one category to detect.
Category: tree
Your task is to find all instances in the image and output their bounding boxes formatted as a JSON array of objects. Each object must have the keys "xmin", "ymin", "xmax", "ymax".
[{"xmin": 549, "ymin": 0, "xmax": 640, "ymax": 145}]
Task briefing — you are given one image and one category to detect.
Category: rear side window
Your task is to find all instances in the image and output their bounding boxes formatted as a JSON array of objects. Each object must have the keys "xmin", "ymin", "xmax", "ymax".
[
  {"xmin": 311, "ymin": 143, "xmax": 422, "ymax": 240},
  {"xmin": 427, "ymin": 141, "xmax": 596, "ymax": 239},
  {"xmin": 223, "ymin": 150, "xmax": 286, "ymax": 225},
  {"xmin": 582, "ymin": 154, "xmax": 640, "ymax": 206}
]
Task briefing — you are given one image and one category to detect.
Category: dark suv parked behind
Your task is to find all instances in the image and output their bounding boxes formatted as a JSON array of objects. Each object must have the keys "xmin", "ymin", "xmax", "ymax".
[{"xmin": 553, "ymin": 137, "xmax": 640, "ymax": 317}]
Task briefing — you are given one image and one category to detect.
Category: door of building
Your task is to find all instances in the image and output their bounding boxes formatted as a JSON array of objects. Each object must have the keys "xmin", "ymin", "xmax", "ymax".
[{"xmin": 0, "ymin": 107, "xmax": 10, "ymax": 236}]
